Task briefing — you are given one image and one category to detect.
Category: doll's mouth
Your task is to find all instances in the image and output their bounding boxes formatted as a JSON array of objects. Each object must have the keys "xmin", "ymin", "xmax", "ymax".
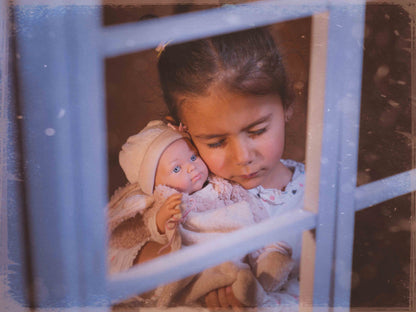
[{"xmin": 191, "ymin": 173, "xmax": 202, "ymax": 183}]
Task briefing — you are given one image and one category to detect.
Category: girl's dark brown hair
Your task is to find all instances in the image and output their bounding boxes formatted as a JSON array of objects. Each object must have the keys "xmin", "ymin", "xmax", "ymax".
[{"xmin": 158, "ymin": 27, "xmax": 293, "ymax": 123}]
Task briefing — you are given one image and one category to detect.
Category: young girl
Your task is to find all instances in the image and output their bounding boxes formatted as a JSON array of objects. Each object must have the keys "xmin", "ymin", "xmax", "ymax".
[
  {"xmin": 157, "ymin": 26, "xmax": 305, "ymax": 308},
  {"xmin": 108, "ymin": 120, "xmax": 294, "ymax": 307}
]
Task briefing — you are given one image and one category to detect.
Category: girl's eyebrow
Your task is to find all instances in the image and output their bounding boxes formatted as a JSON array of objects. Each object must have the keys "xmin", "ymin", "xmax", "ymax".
[
  {"xmin": 194, "ymin": 114, "xmax": 272, "ymax": 140},
  {"xmin": 194, "ymin": 133, "xmax": 225, "ymax": 140}
]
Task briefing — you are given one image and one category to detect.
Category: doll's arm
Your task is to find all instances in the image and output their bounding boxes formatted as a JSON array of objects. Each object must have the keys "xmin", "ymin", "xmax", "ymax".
[{"xmin": 156, "ymin": 193, "xmax": 182, "ymax": 234}]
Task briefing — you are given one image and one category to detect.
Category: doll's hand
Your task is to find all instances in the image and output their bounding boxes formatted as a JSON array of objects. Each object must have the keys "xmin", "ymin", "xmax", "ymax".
[{"xmin": 156, "ymin": 193, "xmax": 182, "ymax": 234}]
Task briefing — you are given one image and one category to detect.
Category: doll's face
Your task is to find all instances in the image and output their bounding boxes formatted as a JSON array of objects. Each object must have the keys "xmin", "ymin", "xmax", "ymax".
[{"xmin": 155, "ymin": 139, "xmax": 209, "ymax": 194}]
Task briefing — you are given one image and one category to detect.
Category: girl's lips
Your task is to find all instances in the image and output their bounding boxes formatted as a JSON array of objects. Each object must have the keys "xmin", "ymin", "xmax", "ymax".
[{"xmin": 240, "ymin": 171, "xmax": 260, "ymax": 180}]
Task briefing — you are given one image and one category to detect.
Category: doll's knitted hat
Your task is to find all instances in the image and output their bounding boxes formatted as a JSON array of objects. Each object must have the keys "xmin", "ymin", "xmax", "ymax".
[{"xmin": 119, "ymin": 120, "xmax": 184, "ymax": 195}]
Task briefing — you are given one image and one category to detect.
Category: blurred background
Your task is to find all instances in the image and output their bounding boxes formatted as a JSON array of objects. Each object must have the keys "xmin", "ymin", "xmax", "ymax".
[{"xmin": 104, "ymin": 2, "xmax": 412, "ymax": 308}]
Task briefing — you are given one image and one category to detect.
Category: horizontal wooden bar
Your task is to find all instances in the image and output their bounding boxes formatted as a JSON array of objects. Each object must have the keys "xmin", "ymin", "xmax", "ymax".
[
  {"xmin": 102, "ymin": 0, "xmax": 327, "ymax": 58},
  {"xmin": 355, "ymin": 169, "xmax": 416, "ymax": 211}
]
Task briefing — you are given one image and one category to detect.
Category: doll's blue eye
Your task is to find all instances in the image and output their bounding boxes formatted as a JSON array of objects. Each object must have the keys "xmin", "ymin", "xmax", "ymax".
[
  {"xmin": 190, "ymin": 154, "xmax": 197, "ymax": 161},
  {"xmin": 173, "ymin": 166, "xmax": 181, "ymax": 173}
]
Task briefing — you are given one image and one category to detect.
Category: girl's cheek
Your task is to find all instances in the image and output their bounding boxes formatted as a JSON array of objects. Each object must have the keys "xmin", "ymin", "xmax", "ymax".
[
  {"xmin": 203, "ymin": 152, "xmax": 228, "ymax": 176},
  {"xmin": 199, "ymin": 148, "xmax": 222, "ymax": 171}
]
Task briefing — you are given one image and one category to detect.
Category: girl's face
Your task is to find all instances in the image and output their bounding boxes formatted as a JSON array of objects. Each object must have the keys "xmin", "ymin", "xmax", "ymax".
[
  {"xmin": 155, "ymin": 139, "xmax": 209, "ymax": 194},
  {"xmin": 180, "ymin": 88, "xmax": 290, "ymax": 190}
]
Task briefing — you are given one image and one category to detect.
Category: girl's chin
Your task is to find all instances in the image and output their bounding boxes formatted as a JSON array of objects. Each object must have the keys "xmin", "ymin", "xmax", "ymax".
[{"xmin": 233, "ymin": 176, "xmax": 262, "ymax": 190}]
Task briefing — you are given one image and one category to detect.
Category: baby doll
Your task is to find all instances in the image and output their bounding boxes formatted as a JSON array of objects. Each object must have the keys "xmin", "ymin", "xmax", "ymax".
[{"xmin": 109, "ymin": 120, "xmax": 294, "ymax": 307}]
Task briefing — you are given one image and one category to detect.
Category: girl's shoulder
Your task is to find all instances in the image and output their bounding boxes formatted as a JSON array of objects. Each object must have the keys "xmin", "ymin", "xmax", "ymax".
[
  {"xmin": 280, "ymin": 159, "xmax": 305, "ymax": 182},
  {"xmin": 280, "ymin": 160, "xmax": 305, "ymax": 202},
  {"xmin": 280, "ymin": 159, "xmax": 305, "ymax": 171}
]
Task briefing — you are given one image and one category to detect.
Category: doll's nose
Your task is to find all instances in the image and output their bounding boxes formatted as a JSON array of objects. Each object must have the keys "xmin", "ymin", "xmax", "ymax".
[{"xmin": 187, "ymin": 164, "xmax": 195, "ymax": 173}]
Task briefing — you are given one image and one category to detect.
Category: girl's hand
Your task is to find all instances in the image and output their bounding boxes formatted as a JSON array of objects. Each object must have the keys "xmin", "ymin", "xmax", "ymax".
[
  {"xmin": 205, "ymin": 286, "xmax": 243, "ymax": 311},
  {"xmin": 156, "ymin": 193, "xmax": 182, "ymax": 234}
]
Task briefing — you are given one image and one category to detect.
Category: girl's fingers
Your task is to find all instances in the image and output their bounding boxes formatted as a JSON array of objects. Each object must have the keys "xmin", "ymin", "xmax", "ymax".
[
  {"xmin": 225, "ymin": 286, "xmax": 243, "ymax": 311},
  {"xmin": 204, "ymin": 286, "xmax": 242, "ymax": 310},
  {"xmin": 205, "ymin": 290, "xmax": 220, "ymax": 309},
  {"xmin": 218, "ymin": 286, "xmax": 242, "ymax": 310},
  {"xmin": 217, "ymin": 287, "xmax": 230, "ymax": 308}
]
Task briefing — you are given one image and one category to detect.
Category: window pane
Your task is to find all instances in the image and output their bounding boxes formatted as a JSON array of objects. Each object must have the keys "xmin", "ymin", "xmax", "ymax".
[
  {"xmin": 357, "ymin": 4, "xmax": 412, "ymax": 186},
  {"xmin": 352, "ymin": 193, "xmax": 411, "ymax": 307},
  {"xmin": 354, "ymin": 3, "xmax": 412, "ymax": 308}
]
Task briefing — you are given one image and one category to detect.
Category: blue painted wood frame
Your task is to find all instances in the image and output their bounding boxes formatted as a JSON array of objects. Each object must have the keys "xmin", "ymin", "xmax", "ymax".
[
  {"xmin": 8, "ymin": 0, "xmax": 416, "ymax": 311},
  {"xmin": 13, "ymin": 2, "xmax": 109, "ymax": 308}
]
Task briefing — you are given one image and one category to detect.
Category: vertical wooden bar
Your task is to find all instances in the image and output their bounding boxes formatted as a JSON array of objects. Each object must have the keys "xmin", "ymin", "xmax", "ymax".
[
  {"xmin": 65, "ymin": 6, "xmax": 109, "ymax": 306},
  {"xmin": 13, "ymin": 2, "xmax": 109, "ymax": 309},
  {"xmin": 308, "ymin": 7, "xmax": 340, "ymax": 307},
  {"xmin": 302, "ymin": 1, "xmax": 366, "ymax": 310},
  {"xmin": 14, "ymin": 4, "xmax": 81, "ymax": 308},
  {"xmin": 299, "ymin": 10, "xmax": 329, "ymax": 312},
  {"xmin": 332, "ymin": 3, "xmax": 365, "ymax": 309},
  {"xmin": 1, "ymin": 0, "xmax": 32, "ymax": 308},
  {"xmin": 411, "ymin": 3, "xmax": 416, "ymax": 311},
  {"xmin": 0, "ymin": 0, "xmax": 11, "ymax": 288}
]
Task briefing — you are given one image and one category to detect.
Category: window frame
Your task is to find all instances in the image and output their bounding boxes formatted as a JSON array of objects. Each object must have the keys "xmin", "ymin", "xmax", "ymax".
[{"xmin": 3, "ymin": 0, "xmax": 415, "ymax": 311}]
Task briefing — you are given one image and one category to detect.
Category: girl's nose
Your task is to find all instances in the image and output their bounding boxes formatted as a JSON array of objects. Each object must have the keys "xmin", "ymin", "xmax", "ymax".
[{"xmin": 232, "ymin": 138, "xmax": 254, "ymax": 166}]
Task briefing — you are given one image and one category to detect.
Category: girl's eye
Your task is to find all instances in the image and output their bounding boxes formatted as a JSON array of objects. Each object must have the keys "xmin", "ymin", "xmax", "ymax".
[
  {"xmin": 207, "ymin": 138, "xmax": 226, "ymax": 149},
  {"xmin": 249, "ymin": 127, "xmax": 267, "ymax": 137},
  {"xmin": 190, "ymin": 154, "xmax": 197, "ymax": 161},
  {"xmin": 172, "ymin": 166, "xmax": 181, "ymax": 173}
]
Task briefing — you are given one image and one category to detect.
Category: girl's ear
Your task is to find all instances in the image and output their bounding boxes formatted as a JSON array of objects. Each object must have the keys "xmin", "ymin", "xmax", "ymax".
[{"xmin": 284, "ymin": 105, "xmax": 294, "ymax": 122}]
